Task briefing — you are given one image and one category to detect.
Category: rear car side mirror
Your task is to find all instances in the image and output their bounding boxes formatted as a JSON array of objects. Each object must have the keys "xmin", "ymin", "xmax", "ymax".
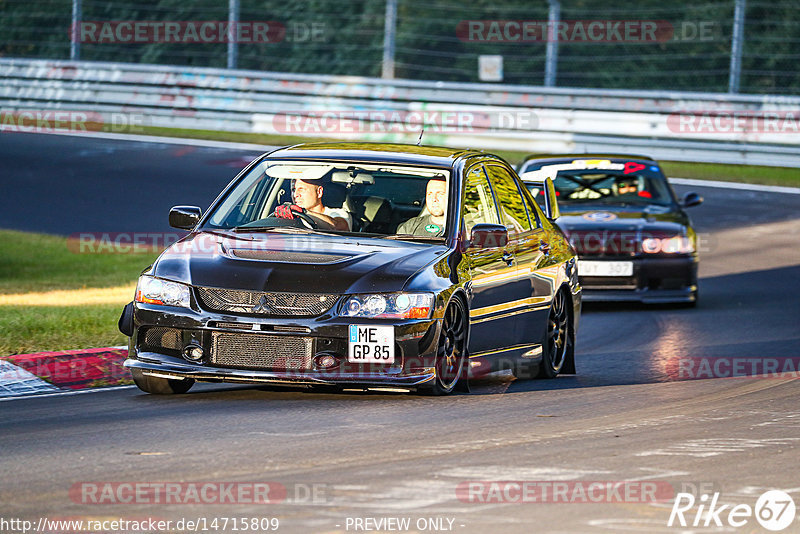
[
  {"xmin": 682, "ymin": 192, "xmax": 703, "ymax": 208},
  {"xmin": 169, "ymin": 206, "xmax": 202, "ymax": 230},
  {"xmin": 470, "ymin": 224, "xmax": 508, "ymax": 249}
]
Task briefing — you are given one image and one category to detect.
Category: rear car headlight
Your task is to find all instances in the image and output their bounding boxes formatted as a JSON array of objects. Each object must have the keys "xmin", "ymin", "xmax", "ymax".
[
  {"xmin": 341, "ymin": 293, "xmax": 433, "ymax": 319},
  {"xmin": 135, "ymin": 275, "xmax": 191, "ymax": 307},
  {"xmin": 642, "ymin": 235, "xmax": 695, "ymax": 254}
]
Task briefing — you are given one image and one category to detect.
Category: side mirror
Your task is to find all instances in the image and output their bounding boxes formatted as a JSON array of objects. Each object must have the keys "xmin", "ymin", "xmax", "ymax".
[
  {"xmin": 470, "ymin": 223, "xmax": 508, "ymax": 249},
  {"xmin": 682, "ymin": 192, "xmax": 703, "ymax": 208},
  {"xmin": 542, "ymin": 177, "xmax": 560, "ymax": 220},
  {"xmin": 169, "ymin": 206, "xmax": 202, "ymax": 230}
]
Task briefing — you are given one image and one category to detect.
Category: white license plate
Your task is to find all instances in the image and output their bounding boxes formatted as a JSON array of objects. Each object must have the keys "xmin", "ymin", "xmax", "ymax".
[
  {"xmin": 578, "ymin": 260, "xmax": 633, "ymax": 277},
  {"xmin": 348, "ymin": 325, "xmax": 395, "ymax": 364}
]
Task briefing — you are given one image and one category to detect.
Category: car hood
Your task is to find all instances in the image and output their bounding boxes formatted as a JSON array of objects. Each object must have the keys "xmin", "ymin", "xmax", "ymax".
[
  {"xmin": 149, "ymin": 230, "xmax": 449, "ymax": 294},
  {"xmin": 556, "ymin": 204, "xmax": 688, "ymax": 234}
]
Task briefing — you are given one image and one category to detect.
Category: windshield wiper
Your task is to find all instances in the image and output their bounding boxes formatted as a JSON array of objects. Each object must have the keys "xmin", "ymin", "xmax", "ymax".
[
  {"xmin": 232, "ymin": 225, "xmax": 342, "ymax": 237},
  {"xmin": 232, "ymin": 225, "xmax": 280, "ymax": 232}
]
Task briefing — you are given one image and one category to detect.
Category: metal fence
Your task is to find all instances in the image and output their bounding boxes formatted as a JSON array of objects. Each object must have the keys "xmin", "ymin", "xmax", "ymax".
[
  {"xmin": 3, "ymin": 58, "xmax": 800, "ymax": 167},
  {"xmin": 1, "ymin": 0, "xmax": 799, "ymax": 95}
]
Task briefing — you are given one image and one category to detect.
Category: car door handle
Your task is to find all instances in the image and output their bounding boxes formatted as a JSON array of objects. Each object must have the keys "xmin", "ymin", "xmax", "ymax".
[
  {"xmin": 539, "ymin": 241, "xmax": 551, "ymax": 255},
  {"xmin": 502, "ymin": 251, "xmax": 514, "ymax": 265}
]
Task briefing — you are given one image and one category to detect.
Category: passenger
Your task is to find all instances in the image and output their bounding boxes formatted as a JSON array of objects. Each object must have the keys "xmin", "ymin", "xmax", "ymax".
[
  {"xmin": 397, "ymin": 178, "xmax": 447, "ymax": 237},
  {"xmin": 274, "ymin": 179, "xmax": 352, "ymax": 230}
]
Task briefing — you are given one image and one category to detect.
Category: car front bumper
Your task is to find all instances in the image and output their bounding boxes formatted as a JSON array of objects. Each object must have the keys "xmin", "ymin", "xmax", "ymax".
[
  {"xmin": 579, "ymin": 255, "xmax": 698, "ymax": 303},
  {"xmin": 124, "ymin": 303, "xmax": 441, "ymax": 389},
  {"xmin": 125, "ymin": 357, "xmax": 436, "ymax": 389}
]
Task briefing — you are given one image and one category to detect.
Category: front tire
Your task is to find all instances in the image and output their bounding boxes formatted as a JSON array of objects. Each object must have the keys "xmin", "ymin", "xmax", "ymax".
[
  {"xmin": 419, "ymin": 298, "xmax": 468, "ymax": 396},
  {"xmin": 131, "ymin": 369, "xmax": 194, "ymax": 394},
  {"xmin": 539, "ymin": 289, "xmax": 571, "ymax": 378}
]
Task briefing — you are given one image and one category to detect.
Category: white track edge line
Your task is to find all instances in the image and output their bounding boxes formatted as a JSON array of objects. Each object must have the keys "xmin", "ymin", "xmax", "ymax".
[
  {"xmin": 669, "ymin": 177, "xmax": 800, "ymax": 195},
  {"xmin": 0, "ymin": 384, "xmax": 138, "ymax": 402}
]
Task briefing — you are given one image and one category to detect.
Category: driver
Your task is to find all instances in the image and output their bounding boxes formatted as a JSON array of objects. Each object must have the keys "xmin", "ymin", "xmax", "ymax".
[
  {"xmin": 396, "ymin": 178, "xmax": 447, "ymax": 236},
  {"xmin": 615, "ymin": 176, "xmax": 653, "ymax": 198},
  {"xmin": 616, "ymin": 178, "xmax": 638, "ymax": 195},
  {"xmin": 274, "ymin": 179, "xmax": 352, "ymax": 231}
]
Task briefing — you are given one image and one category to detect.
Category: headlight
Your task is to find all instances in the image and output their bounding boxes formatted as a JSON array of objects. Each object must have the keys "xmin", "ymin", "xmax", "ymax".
[
  {"xmin": 341, "ymin": 293, "xmax": 433, "ymax": 319},
  {"xmin": 135, "ymin": 275, "xmax": 191, "ymax": 307},
  {"xmin": 642, "ymin": 235, "xmax": 695, "ymax": 254}
]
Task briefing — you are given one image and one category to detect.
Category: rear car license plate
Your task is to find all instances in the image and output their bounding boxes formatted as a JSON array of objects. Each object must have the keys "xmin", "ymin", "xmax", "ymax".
[
  {"xmin": 578, "ymin": 260, "xmax": 633, "ymax": 277},
  {"xmin": 348, "ymin": 325, "xmax": 395, "ymax": 364}
]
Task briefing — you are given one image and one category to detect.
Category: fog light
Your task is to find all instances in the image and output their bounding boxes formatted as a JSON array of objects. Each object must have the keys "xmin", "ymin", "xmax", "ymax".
[
  {"xmin": 183, "ymin": 345, "xmax": 204, "ymax": 362},
  {"xmin": 314, "ymin": 353, "xmax": 338, "ymax": 369}
]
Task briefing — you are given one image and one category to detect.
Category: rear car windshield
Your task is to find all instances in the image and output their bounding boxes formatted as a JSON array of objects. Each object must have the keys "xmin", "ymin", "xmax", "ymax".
[{"xmin": 522, "ymin": 162, "xmax": 674, "ymax": 207}]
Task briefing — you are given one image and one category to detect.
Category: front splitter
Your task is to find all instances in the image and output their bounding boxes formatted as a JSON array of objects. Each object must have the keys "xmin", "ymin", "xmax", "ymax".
[{"xmin": 124, "ymin": 358, "xmax": 436, "ymax": 388}]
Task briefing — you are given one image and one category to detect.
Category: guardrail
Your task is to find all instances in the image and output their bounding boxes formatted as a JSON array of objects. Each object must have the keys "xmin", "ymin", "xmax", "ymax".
[{"xmin": 2, "ymin": 58, "xmax": 799, "ymax": 167}]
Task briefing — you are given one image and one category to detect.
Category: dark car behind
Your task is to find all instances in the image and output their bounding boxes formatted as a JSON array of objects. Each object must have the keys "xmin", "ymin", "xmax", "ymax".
[{"xmin": 519, "ymin": 154, "xmax": 703, "ymax": 304}]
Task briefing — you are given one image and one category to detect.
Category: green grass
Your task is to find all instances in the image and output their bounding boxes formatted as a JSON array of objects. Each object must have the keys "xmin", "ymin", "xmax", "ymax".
[
  {"xmin": 0, "ymin": 304, "xmax": 133, "ymax": 355},
  {"xmin": 135, "ymin": 125, "xmax": 800, "ymax": 188},
  {"xmin": 0, "ymin": 230, "xmax": 157, "ymax": 355},
  {"xmin": 0, "ymin": 230, "xmax": 157, "ymax": 294}
]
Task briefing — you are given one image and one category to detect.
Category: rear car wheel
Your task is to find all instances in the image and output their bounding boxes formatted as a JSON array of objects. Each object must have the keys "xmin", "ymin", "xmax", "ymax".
[
  {"xmin": 419, "ymin": 298, "xmax": 467, "ymax": 396},
  {"xmin": 131, "ymin": 369, "xmax": 194, "ymax": 394}
]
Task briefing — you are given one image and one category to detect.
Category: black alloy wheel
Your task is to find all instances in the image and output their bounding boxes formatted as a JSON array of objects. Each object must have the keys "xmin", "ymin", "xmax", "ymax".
[
  {"xmin": 421, "ymin": 298, "xmax": 467, "ymax": 395},
  {"xmin": 540, "ymin": 289, "xmax": 570, "ymax": 378}
]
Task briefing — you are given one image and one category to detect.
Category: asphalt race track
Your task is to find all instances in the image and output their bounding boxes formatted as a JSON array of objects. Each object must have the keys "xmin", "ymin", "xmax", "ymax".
[{"xmin": 2, "ymin": 132, "xmax": 800, "ymax": 533}]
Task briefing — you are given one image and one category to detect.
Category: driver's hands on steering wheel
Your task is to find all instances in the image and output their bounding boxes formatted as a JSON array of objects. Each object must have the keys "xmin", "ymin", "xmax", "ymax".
[{"xmin": 275, "ymin": 203, "xmax": 306, "ymax": 220}]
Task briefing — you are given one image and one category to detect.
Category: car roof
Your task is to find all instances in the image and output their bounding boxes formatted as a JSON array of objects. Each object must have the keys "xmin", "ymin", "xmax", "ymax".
[
  {"xmin": 267, "ymin": 142, "xmax": 488, "ymax": 168},
  {"xmin": 521, "ymin": 153, "xmax": 657, "ymax": 165}
]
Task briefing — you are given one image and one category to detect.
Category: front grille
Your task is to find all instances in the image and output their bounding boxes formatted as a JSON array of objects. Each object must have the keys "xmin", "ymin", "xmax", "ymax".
[
  {"xmin": 211, "ymin": 332, "xmax": 313, "ymax": 370},
  {"xmin": 581, "ymin": 276, "xmax": 637, "ymax": 290},
  {"xmin": 230, "ymin": 249, "xmax": 351, "ymax": 263},
  {"xmin": 140, "ymin": 327, "xmax": 182, "ymax": 354},
  {"xmin": 196, "ymin": 287, "xmax": 337, "ymax": 316}
]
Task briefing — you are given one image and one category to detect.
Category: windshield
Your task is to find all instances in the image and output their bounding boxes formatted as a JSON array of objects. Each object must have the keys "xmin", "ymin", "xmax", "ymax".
[
  {"xmin": 523, "ymin": 162, "xmax": 674, "ymax": 207},
  {"xmin": 203, "ymin": 160, "xmax": 451, "ymax": 239}
]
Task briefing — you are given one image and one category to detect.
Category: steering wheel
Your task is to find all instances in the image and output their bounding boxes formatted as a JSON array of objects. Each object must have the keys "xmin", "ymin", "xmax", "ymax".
[{"xmin": 268, "ymin": 205, "xmax": 319, "ymax": 229}]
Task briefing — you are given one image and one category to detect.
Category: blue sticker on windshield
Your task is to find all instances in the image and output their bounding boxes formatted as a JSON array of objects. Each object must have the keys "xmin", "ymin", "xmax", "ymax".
[{"xmin": 650, "ymin": 166, "xmax": 659, "ymax": 172}]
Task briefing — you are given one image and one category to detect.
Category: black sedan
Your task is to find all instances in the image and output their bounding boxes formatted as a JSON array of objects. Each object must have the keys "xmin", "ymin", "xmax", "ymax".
[
  {"xmin": 519, "ymin": 154, "xmax": 702, "ymax": 305},
  {"xmin": 120, "ymin": 143, "xmax": 581, "ymax": 395}
]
